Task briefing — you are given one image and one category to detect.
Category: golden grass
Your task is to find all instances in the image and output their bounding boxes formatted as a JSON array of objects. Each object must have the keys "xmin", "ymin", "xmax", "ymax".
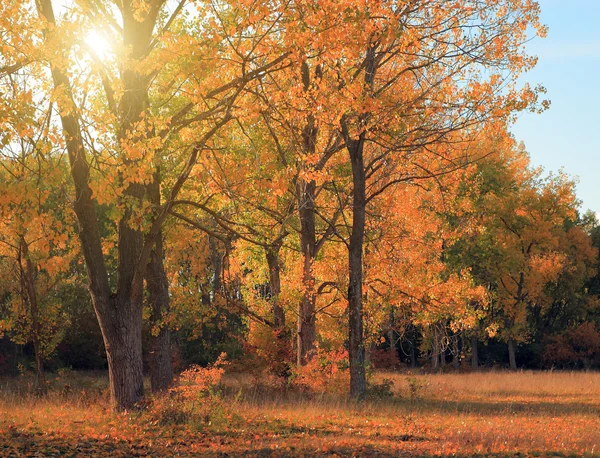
[{"xmin": 1, "ymin": 370, "xmax": 599, "ymax": 457}]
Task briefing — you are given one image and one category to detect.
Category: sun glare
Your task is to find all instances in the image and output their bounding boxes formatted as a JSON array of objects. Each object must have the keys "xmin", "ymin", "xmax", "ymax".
[{"xmin": 84, "ymin": 30, "xmax": 112, "ymax": 62}]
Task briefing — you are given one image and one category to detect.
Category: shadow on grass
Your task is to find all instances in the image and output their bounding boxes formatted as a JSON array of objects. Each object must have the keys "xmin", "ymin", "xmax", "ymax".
[
  {"xmin": 397, "ymin": 397, "xmax": 600, "ymax": 417},
  {"xmin": 0, "ymin": 427, "xmax": 587, "ymax": 458}
]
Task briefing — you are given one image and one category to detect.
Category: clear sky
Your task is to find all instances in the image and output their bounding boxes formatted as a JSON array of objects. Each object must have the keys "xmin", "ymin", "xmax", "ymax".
[{"xmin": 511, "ymin": 0, "xmax": 600, "ymax": 215}]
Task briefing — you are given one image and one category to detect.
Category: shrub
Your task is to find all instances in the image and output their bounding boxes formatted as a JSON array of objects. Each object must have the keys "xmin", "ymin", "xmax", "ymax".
[
  {"xmin": 543, "ymin": 322, "xmax": 600, "ymax": 369},
  {"xmin": 148, "ymin": 353, "xmax": 234, "ymax": 428},
  {"xmin": 291, "ymin": 347, "xmax": 349, "ymax": 395}
]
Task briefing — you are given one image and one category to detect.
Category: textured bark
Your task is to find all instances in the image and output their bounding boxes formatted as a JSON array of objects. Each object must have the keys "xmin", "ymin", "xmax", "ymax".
[
  {"xmin": 296, "ymin": 179, "xmax": 317, "ymax": 365},
  {"xmin": 146, "ymin": 236, "xmax": 173, "ymax": 392},
  {"xmin": 344, "ymin": 130, "xmax": 367, "ymax": 399},
  {"xmin": 295, "ymin": 61, "xmax": 322, "ymax": 366},
  {"xmin": 99, "ymin": 295, "xmax": 145, "ymax": 408},
  {"xmin": 508, "ymin": 337, "xmax": 517, "ymax": 370},
  {"xmin": 146, "ymin": 174, "xmax": 173, "ymax": 393}
]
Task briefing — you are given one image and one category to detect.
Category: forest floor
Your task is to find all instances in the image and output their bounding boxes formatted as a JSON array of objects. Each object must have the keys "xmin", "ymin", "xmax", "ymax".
[{"xmin": 0, "ymin": 370, "xmax": 599, "ymax": 457}]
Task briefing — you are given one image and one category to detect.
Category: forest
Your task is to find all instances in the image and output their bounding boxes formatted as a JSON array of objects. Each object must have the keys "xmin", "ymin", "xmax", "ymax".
[{"xmin": 1, "ymin": 0, "xmax": 599, "ymax": 456}]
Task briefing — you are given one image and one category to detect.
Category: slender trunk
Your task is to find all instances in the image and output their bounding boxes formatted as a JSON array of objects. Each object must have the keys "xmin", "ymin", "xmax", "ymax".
[
  {"xmin": 409, "ymin": 337, "xmax": 417, "ymax": 368},
  {"xmin": 21, "ymin": 241, "xmax": 46, "ymax": 393},
  {"xmin": 266, "ymin": 245, "xmax": 285, "ymax": 331},
  {"xmin": 388, "ymin": 307, "xmax": 397, "ymax": 369},
  {"xmin": 296, "ymin": 179, "xmax": 317, "ymax": 365},
  {"xmin": 266, "ymin": 244, "xmax": 291, "ymax": 376},
  {"xmin": 431, "ymin": 326, "xmax": 438, "ymax": 370},
  {"xmin": 452, "ymin": 335, "xmax": 460, "ymax": 369},
  {"xmin": 508, "ymin": 338, "xmax": 517, "ymax": 370},
  {"xmin": 295, "ymin": 61, "xmax": 321, "ymax": 366},
  {"xmin": 471, "ymin": 336, "xmax": 479, "ymax": 368},
  {"xmin": 345, "ymin": 133, "xmax": 367, "ymax": 398}
]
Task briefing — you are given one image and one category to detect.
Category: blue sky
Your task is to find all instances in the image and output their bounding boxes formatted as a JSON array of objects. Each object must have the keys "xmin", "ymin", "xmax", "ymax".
[{"xmin": 511, "ymin": 0, "xmax": 600, "ymax": 215}]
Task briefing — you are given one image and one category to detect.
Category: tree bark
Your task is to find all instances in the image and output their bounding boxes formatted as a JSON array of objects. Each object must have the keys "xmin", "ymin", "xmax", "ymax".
[
  {"xmin": 266, "ymin": 244, "xmax": 285, "ymax": 331},
  {"xmin": 452, "ymin": 335, "xmax": 460, "ymax": 369},
  {"xmin": 20, "ymin": 241, "xmax": 46, "ymax": 394},
  {"xmin": 296, "ymin": 176, "xmax": 317, "ymax": 365},
  {"xmin": 344, "ymin": 130, "xmax": 367, "ymax": 399},
  {"xmin": 146, "ymin": 236, "xmax": 173, "ymax": 392},
  {"xmin": 471, "ymin": 336, "xmax": 479, "ymax": 368},
  {"xmin": 409, "ymin": 329, "xmax": 417, "ymax": 368},
  {"xmin": 508, "ymin": 337, "xmax": 517, "ymax": 370},
  {"xmin": 388, "ymin": 307, "xmax": 397, "ymax": 369},
  {"xmin": 295, "ymin": 61, "xmax": 321, "ymax": 366},
  {"xmin": 146, "ymin": 170, "xmax": 173, "ymax": 393}
]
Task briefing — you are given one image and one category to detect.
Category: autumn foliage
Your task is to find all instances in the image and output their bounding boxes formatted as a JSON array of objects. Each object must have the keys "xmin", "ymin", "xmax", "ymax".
[{"xmin": 1, "ymin": 5, "xmax": 599, "ymax": 457}]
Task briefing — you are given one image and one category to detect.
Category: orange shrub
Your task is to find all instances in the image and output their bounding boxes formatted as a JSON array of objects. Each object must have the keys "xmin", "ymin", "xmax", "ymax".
[{"xmin": 291, "ymin": 347, "xmax": 350, "ymax": 395}]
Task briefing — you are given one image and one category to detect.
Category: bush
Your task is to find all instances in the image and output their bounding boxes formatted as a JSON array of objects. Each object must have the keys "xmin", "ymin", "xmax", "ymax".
[
  {"xmin": 543, "ymin": 322, "xmax": 600, "ymax": 369},
  {"xmin": 291, "ymin": 347, "xmax": 349, "ymax": 395},
  {"xmin": 148, "ymin": 353, "xmax": 236, "ymax": 428}
]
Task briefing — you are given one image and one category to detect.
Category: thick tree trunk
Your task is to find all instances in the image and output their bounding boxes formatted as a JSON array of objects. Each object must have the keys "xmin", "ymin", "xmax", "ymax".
[
  {"xmin": 508, "ymin": 338, "xmax": 517, "ymax": 370},
  {"xmin": 146, "ymin": 235, "xmax": 173, "ymax": 392},
  {"xmin": 146, "ymin": 174, "xmax": 173, "ymax": 393},
  {"xmin": 471, "ymin": 336, "xmax": 479, "ymax": 368},
  {"xmin": 97, "ymin": 296, "xmax": 145, "ymax": 409}
]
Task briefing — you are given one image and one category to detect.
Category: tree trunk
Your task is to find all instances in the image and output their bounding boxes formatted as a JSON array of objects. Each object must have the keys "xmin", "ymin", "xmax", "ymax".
[
  {"xmin": 98, "ymin": 296, "xmax": 145, "ymax": 409},
  {"xmin": 266, "ymin": 245, "xmax": 286, "ymax": 331},
  {"xmin": 295, "ymin": 61, "xmax": 322, "ymax": 366},
  {"xmin": 409, "ymin": 331, "xmax": 417, "ymax": 368},
  {"xmin": 508, "ymin": 338, "xmax": 517, "ymax": 370},
  {"xmin": 296, "ymin": 178, "xmax": 317, "ymax": 365},
  {"xmin": 345, "ymin": 131, "xmax": 367, "ymax": 399},
  {"xmin": 471, "ymin": 336, "xmax": 479, "ymax": 368},
  {"xmin": 388, "ymin": 307, "xmax": 397, "ymax": 369},
  {"xmin": 452, "ymin": 335, "xmax": 460, "ymax": 369},
  {"xmin": 21, "ymin": 243, "xmax": 46, "ymax": 394},
  {"xmin": 266, "ymin": 244, "xmax": 291, "ymax": 376},
  {"xmin": 146, "ymin": 172, "xmax": 173, "ymax": 393},
  {"xmin": 36, "ymin": 0, "xmax": 159, "ymax": 410},
  {"xmin": 146, "ymin": 236, "xmax": 173, "ymax": 393},
  {"xmin": 431, "ymin": 326, "xmax": 440, "ymax": 370}
]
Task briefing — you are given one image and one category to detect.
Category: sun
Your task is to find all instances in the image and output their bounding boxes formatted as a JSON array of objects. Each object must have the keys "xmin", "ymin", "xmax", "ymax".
[{"xmin": 84, "ymin": 29, "xmax": 113, "ymax": 62}]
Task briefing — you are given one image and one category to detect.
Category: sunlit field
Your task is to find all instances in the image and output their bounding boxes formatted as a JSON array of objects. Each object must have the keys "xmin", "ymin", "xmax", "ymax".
[{"xmin": 1, "ymin": 370, "xmax": 599, "ymax": 457}]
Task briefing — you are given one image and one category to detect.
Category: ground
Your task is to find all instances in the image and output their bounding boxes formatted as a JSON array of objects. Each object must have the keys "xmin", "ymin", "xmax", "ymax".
[{"xmin": 1, "ymin": 370, "xmax": 599, "ymax": 457}]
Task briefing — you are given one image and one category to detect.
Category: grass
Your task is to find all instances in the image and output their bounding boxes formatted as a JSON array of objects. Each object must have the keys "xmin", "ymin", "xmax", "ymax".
[{"xmin": 1, "ymin": 369, "xmax": 599, "ymax": 457}]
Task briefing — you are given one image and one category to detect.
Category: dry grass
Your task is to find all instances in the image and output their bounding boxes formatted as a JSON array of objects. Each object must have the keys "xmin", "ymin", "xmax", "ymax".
[{"xmin": 1, "ymin": 370, "xmax": 599, "ymax": 456}]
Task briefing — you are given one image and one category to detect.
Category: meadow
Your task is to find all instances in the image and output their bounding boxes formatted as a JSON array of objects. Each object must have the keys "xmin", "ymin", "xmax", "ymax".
[{"xmin": 1, "ymin": 370, "xmax": 599, "ymax": 457}]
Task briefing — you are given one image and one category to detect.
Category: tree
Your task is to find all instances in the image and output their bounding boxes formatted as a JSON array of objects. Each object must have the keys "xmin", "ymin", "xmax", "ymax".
[{"xmin": 12, "ymin": 0, "xmax": 291, "ymax": 410}]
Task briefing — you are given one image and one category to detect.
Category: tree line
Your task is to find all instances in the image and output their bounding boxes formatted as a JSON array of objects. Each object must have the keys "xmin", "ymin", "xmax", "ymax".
[{"xmin": 1, "ymin": 0, "xmax": 598, "ymax": 411}]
